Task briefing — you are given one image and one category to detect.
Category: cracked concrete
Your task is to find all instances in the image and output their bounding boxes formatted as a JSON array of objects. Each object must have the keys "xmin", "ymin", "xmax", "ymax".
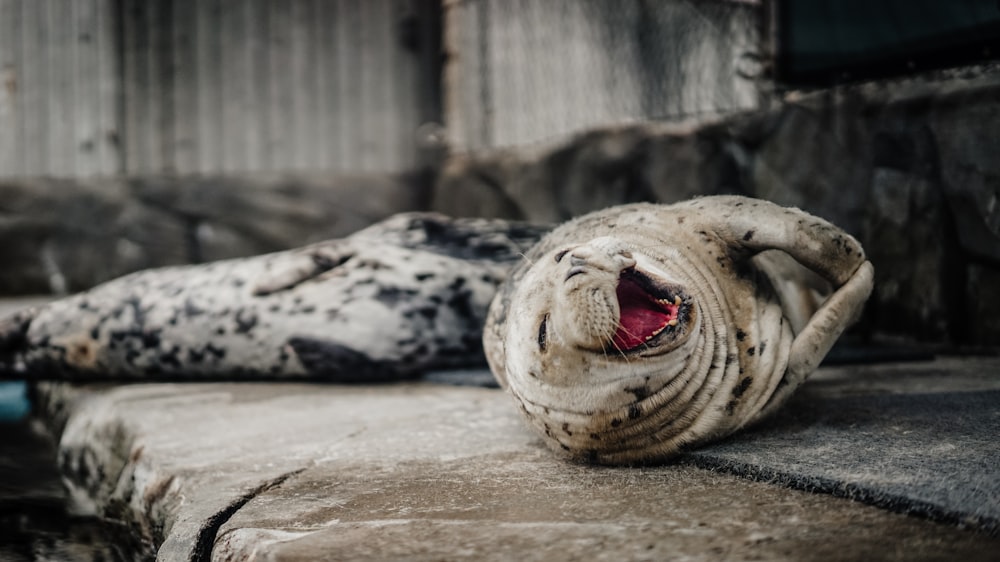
[{"xmin": 30, "ymin": 370, "xmax": 1000, "ymax": 561}]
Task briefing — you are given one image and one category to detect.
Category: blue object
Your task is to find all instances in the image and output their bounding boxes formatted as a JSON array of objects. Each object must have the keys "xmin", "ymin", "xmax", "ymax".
[{"xmin": 0, "ymin": 381, "xmax": 31, "ymax": 422}]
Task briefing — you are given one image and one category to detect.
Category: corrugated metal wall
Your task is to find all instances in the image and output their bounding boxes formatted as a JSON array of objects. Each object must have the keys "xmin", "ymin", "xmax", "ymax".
[
  {"xmin": 0, "ymin": 0, "xmax": 439, "ymax": 178},
  {"xmin": 444, "ymin": 0, "xmax": 762, "ymax": 151},
  {"xmin": 0, "ymin": 0, "xmax": 121, "ymax": 177},
  {"xmin": 2, "ymin": 0, "xmax": 763, "ymax": 177}
]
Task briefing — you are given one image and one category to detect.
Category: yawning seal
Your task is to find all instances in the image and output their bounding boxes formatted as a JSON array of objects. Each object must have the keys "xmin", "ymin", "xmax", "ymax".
[{"xmin": 483, "ymin": 196, "xmax": 873, "ymax": 464}]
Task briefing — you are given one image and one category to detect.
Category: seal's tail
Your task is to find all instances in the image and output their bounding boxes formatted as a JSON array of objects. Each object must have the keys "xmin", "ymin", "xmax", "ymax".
[{"xmin": 0, "ymin": 307, "xmax": 37, "ymax": 377}]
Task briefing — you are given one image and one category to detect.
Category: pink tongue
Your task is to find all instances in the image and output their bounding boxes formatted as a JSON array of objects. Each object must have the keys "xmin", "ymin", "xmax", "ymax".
[{"xmin": 611, "ymin": 276, "xmax": 676, "ymax": 351}]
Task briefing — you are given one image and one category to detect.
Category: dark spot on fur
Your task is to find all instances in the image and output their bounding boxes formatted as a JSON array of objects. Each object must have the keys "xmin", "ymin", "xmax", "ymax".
[
  {"xmin": 357, "ymin": 259, "xmax": 391, "ymax": 271},
  {"xmin": 628, "ymin": 404, "xmax": 641, "ymax": 420},
  {"xmin": 446, "ymin": 291, "xmax": 476, "ymax": 325},
  {"xmin": 747, "ymin": 346, "xmax": 756, "ymax": 356},
  {"xmin": 125, "ymin": 349, "xmax": 140, "ymax": 364},
  {"xmin": 288, "ymin": 337, "xmax": 404, "ymax": 382},
  {"xmin": 159, "ymin": 346, "xmax": 183, "ymax": 369},
  {"xmin": 376, "ymin": 286, "xmax": 419, "ymax": 306},
  {"xmin": 735, "ymin": 329, "xmax": 747, "ymax": 341},
  {"xmin": 205, "ymin": 343, "xmax": 226, "ymax": 360},
  {"xmin": 726, "ymin": 400, "xmax": 737, "ymax": 415},
  {"xmin": 590, "ymin": 433, "xmax": 600, "ymax": 440},
  {"xmin": 415, "ymin": 272, "xmax": 435, "ymax": 281},
  {"xmin": 187, "ymin": 348, "xmax": 205, "ymax": 364},
  {"xmin": 562, "ymin": 423, "xmax": 573, "ymax": 436},
  {"xmin": 759, "ymin": 341, "xmax": 766, "ymax": 353},
  {"xmin": 743, "ymin": 229, "xmax": 755, "ymax": 241},
  {"xmin": 611, "ymin": 418, "xmax": 622, "ymax": 428},
  {"xmin": 235, "ymin": 309, "xmax": 258, "ymax": 335},
  {"xmin": 142, "ymin": 330, "xmax": 161, "ymax": 349},
  {"xmin": 184, "ymin": 299, "xmax": 205, "ymax": 317},
  {"xmin": 732, "ymin": 376, "xmax": 753, "ymax": 397},
  {"xmin": 725, "ymin": 353, "xmax": 736, "ymax": 365},
  {"xmin": 560, "ymin": 443, "xmax": 571, "ymax": 451},
  {"xmin": 624, "ymin": 385, "xmax": 650, "ymax": 401}
]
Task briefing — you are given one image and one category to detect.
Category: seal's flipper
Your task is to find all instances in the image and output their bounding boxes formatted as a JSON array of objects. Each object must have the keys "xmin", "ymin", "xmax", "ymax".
[
  {"xmin": 687, "ymin": 196, "xmax": 875, "ymax": 419},
  {"xmin": 252, "ymin": 243, "xmax": 354, "ymax": 296},
  {"xmin": 692, "ymin": 196, "xmax": 868, "ymax": 288},
  {"xmin": 758, "ymin": 260, "xmax": 874, "ymax": 419}
]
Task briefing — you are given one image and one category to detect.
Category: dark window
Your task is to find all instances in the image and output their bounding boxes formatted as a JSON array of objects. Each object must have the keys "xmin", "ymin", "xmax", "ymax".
[{"xmin": 774, "ymin": 0, "xmax": 1000, "ymax": 86}]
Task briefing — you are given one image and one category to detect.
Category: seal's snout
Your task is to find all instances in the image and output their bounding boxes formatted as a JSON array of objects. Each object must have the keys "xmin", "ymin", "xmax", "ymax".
[{"xmin": 560, "ymin": 237, "xmax": 637, "ymax": 282}]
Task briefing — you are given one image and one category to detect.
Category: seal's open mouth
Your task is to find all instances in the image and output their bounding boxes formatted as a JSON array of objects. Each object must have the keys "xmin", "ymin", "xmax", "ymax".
[{"xmin": 611, "ymin": 268, "xmax": 683, "ymax": 351}]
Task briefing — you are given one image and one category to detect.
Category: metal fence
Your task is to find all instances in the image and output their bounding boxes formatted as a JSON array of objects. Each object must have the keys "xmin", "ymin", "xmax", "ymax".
[
  {"xmin": 0, "ymin": 0, "xmax": 440, "ymax": 177},
  {"xmin": 0, "ymin": 0, "xmax": 761, "ymax": 178},
  {"xmin": 444, "ymin": 0, "xmax": 763, "ymax": 151}
]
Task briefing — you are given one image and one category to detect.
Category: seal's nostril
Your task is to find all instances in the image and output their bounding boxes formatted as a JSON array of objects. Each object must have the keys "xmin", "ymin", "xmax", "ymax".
[{"xmin": 569, "ymin": 255, "xmax": 587, "ymax": 267}]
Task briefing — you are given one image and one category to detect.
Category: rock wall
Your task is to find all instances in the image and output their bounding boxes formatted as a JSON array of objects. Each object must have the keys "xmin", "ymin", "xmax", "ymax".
[
  {"xmin": 0, "ymin": 173, "xmax": 430, "ymax": 294},
  {"xmin": 433, "ymin": 72, "xmax": 1000, "ymax": 346}
]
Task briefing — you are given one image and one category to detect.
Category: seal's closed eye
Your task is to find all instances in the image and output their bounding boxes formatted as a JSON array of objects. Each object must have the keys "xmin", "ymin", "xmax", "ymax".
[{"xmin": 537, "ymin": 314, "xmax": 549, "ymax": 352}]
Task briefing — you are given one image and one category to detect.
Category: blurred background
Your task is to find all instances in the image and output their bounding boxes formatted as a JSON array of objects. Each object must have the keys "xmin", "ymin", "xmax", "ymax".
[{"xmin": 2, "ymin": 1, "xmax": 1000, "ymax": 558}]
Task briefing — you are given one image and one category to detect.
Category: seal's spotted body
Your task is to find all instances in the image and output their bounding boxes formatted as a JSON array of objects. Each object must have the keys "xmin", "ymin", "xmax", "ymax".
[
  {"xmin": 0, "ymin": 214, "xmax": 547, "ymax": 380},
  {"xmin": 484, "ymin": 196, "xmax": 873, "ymax": 464}
]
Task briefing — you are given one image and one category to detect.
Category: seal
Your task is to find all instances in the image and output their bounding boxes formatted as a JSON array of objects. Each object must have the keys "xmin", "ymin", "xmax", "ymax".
[
  {"xmin": 0, "ymin": 213, "xmax": 548, "ymax": 380},
  {"xmin": 483, "ymin": 196, "xmax": 873, "ymax": 464}
]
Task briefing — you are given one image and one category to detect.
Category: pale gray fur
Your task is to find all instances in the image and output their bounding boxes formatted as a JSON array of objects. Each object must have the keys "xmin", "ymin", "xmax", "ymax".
[{"xmin": 0, "ymin": 214, "xmax": 547, "ymax": 381}]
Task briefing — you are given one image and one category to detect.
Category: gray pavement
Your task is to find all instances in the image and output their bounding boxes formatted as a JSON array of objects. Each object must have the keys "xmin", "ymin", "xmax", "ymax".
[
  {"xmin": 32, "ymin": 364, "xmax": 1000, "ymax": 561},
  {"xmin": 4, "ymin": 297, "xmax": 1000, "ymax": 560}
]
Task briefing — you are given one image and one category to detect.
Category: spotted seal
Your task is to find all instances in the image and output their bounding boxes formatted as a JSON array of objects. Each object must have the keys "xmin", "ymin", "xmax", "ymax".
[
  {"xmin": 483, "ymin": 196, "xmax": 873, "ymax": 464},
  {"xmin": 0, "ymin": 214, "xmax": 548, "ymax": 380}
]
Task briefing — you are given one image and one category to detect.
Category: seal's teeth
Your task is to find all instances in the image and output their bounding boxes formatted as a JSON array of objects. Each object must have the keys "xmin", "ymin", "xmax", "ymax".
[
  {"xmin": 667, "ymin": 318, "xmax": 678, "ymax": 327},
  {"xmin": 646, "ymin": 325, "xmax": 667, "ymax": 341},
  {"xmin": 674, "ymin": 296, "xmax": 682, "ymax": 306}
]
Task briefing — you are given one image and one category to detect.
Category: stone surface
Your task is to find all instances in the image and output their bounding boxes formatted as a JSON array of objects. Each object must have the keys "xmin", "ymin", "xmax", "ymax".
[
  {"xmin": 28, "ymin": 355, "xmax": 1000, "ymax": 561},
  {"xmin": 689, "ymin": 357, "xmax": 1000, "ymax": 534},
  {"xmin": 0, "ymin": 173, "xmax": 429, "ymax": 295}
]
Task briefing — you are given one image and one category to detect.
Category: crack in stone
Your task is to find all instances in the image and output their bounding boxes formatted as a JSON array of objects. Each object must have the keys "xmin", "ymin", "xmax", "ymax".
[{"xmin": 191, "ymin": 467, "xmax": 307, "ymax": 562}]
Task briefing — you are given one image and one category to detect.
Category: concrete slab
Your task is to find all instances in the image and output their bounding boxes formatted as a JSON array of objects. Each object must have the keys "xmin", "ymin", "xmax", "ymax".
[
  {"xmin": 34, "ymin": 365, "xmax": 1000, "ymax": 561},
  {"xmin": 689, "ymin": 357, "xmax": 1000, "ymax": 533}
]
